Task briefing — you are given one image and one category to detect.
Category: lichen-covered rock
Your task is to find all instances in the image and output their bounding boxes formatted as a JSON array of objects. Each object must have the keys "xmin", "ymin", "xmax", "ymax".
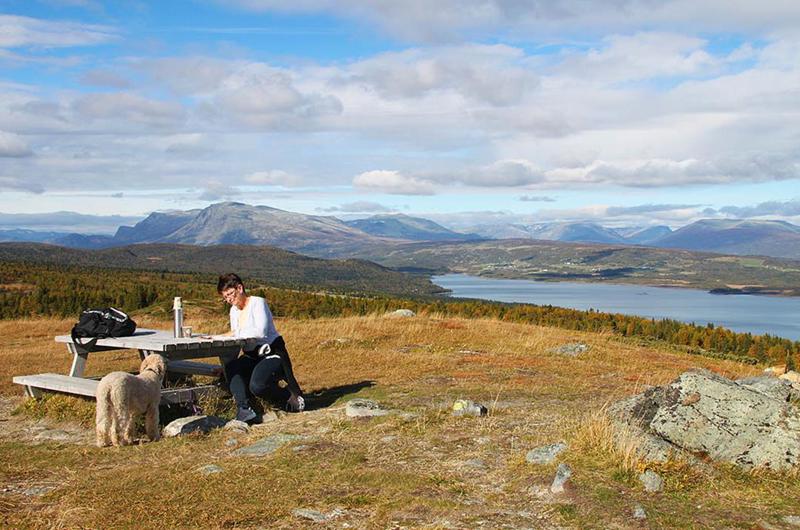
[
  {"xmin": 638, "ymin": 469, "xmax": 664, "ymax": 492},
  {"xmin": 526, "ymin": 442, "xmax": 568, "ymax": 465},
  {"xmin": 737, "ymin": 375, "xmax": 800, "ymax": 403},
  {"xmin": 232, "ymin": 434, "xmax": 304, "ymax": 457},
  {"xmin": 548, "ymin": 343, "xmax": 590, "ymax": 357},
  {"xmin": 452, "ymin": 399, "xmax": 488, "ymax": 417},
  {"xmin": 650, "ymin": 369, "xmax": 800, "ymax": 470},
  {"xmin": 550, "ymin": 463, "xmax": 572, "ymax": 494},
  {"xmin": 612, "ymin": 369, "xmax": 800, "ymax": 470},
  {"xmin": 345, "ymin": 398, "xmax": 390, "ymax": 418},
  {"xmin": 162, "ymin": 415, "xmax": 226, "ymax": 437}
]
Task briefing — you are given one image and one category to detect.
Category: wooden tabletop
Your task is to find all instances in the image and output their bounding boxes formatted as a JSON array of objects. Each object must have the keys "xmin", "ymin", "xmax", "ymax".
[{"xmin": 55, "ymin": 328, "xmax": 257, "ymax": 352}]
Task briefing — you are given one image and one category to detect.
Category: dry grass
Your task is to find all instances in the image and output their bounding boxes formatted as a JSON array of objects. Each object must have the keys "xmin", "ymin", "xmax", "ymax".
[{"xmin": 2, "ymin": 313, "xmax": 798, "ymax": 529}]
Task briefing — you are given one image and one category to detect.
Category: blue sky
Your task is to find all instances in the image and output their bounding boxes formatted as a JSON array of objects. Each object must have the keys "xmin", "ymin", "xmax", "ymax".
[{"xmin": 1, "ymin": 0, "xmax": 799, "ymax": 232}]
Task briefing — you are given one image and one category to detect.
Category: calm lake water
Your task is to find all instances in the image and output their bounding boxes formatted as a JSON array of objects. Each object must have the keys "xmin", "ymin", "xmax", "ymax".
[{"xmin": 432, "ymin": 274, "xmax": 800, "ymax": 341}]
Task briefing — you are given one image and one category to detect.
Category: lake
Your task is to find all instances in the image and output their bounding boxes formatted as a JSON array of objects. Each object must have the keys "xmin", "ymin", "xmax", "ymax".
[{"xmin": 432, "ymin": 274, "xmax": 800, "ymax": 341}]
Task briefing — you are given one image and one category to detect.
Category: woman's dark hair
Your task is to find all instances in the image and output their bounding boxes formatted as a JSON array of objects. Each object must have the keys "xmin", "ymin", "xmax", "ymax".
[{"xmin": 217, "ymin": 273, "xmax": 244, "ymax": 293}]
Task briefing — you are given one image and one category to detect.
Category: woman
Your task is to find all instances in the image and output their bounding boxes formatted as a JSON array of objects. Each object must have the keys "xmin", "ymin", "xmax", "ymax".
[{"xmin": 217, "ymin": 273, "xmax": 304, "ymax": 422}]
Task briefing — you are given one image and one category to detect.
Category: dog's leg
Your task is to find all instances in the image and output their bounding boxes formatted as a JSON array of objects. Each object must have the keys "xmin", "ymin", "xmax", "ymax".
[
  {"xmin": 109, "ymin": 411, "xmax": 121, "ymax": 446},
  {"xmin": 145, "ymin": 404, "xmax": 160, "ymax": 442},
  {"xmin": 120, "ymin": 410, "xmax": 135, "ymax": 446},
  {"xmin": 95, "ymin": 394, "xmax": 112, "ymax": 447}
]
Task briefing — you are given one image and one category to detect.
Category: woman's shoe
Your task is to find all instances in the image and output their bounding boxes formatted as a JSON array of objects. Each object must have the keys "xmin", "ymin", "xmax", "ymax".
[{"xmin": 236, "ymin": 405, "xmax": 257, "ymax": 423}]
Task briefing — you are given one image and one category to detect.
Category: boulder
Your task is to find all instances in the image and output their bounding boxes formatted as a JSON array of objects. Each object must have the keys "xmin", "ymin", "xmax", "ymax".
[
  {"xmin": 452, "ymin": 399, "xmax": 488, "ymax": 417},
  {"xmin": 387, "ymin": 309, "xmax": 415, "ymax": 318},
  {"xmin": 162, "ymin": 415, "xmax": 226, "ymax": 438},
  {"xmin": 345, "ymin": 398, "xmax": 389, "ymax": 418},
  {"xmin": 736, "ymin": 375, "xmax": 800, "ymax": 403},
  {"xmin": 611, "ymin": 369, "xmax": 800, "ymax": 470}
]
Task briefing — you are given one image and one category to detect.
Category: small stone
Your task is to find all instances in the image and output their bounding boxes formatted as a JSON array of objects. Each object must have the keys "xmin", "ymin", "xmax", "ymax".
[
  {"xmin": 783, "ymin": 516, "xmax": 800, "ymax": 527},
  {"xmin": 293, "ymin": 508, "xmax": 329, "ymax": 523},
  {"xmin": 452, "ymin": 399, "xmax": 488, "ymax": 417},
  {"xmin": 345, "ymin": 399, "xmax": 389, "ymax": 418},
  {"xmin": 474, "ymin": 437, "xmax": 491, "ymax": 445},
  {"xmin": 549, "ymin": 343, "xmax": 590, "ymax": 357},
  {"xmin": 633, "ymin": 504, "xmax": 647, "ymax": 520},
  {"xmin": 292, "ymin": 507, "xmax": 345, "ymax": 523},
  {"xmin": 380, "ymin": 435, "xmax": 398, "ymax": 443},
  {"xmin": 233, "ymin": 433, "xmax": 304, "ymax": 457},
  {"xmin": 163, "ymin": 415, "xmax": 226, "ymax": 437},
  {"xmin": 292, "ymin": 444, "xmax": 310, "ymax": 452},
  {"xmin": 224, "ymin": 438, "xmax": 238, "ymax": 447},
  {"xmin": 526, "ymin": 442, "xmax": 568, "ymax": 465},
  {"xmin": 638, "ymin": 469, "xmax": 664, "ymax": 492},
  {"xmin": 196, "ymin": 464, "xmax": 223, "ymax": 475},
  {"xmin": 22, "ymin": 486, "xmax": 55, "ymax": 496},
  {"xmin": 549, "ymin": 463, "xmax": 572, "ymax": 494},
  {"xmin": 463, "ymin": 459, "xmax": 487, "ymax": 470},
  {"xmin": 224, "ymin": 420, "xmax": 250, "ymax": 433},
  {"xmin": 261, "ymin": 410, "xmax": 280, "ymax": 423},
  {"xmin": 387, "ymin": 309, "xmax": 415, "ymax": 318}
]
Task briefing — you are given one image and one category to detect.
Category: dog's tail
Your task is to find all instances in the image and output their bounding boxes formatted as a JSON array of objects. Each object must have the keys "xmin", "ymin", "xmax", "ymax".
[{"xmin": 95, "ymin": 383, "xmax": 114, "ymax": 447}]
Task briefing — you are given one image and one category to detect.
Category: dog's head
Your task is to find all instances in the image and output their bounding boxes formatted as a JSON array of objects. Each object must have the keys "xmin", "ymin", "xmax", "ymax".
[{"xmin": 140, "ymin": 354, "xmax": 167, "ymax": 381}]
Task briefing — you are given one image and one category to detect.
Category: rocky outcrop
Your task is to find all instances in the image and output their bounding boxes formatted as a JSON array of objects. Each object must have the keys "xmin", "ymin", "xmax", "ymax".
[{"xmin": 611, "ymin": 369, "xmax": 800, "ymax": 470}]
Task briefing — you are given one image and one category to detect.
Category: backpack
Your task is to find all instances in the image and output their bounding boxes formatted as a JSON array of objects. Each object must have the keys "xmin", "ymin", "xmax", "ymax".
[{"xmin": 70, "ymin": 307, "xmax": 137, "ymax": 347}]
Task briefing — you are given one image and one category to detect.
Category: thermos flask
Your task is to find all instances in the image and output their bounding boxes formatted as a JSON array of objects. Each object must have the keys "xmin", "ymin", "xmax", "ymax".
[{"xmin": 173, "ymin": 297, "xmax": 184, "ymax": 338}]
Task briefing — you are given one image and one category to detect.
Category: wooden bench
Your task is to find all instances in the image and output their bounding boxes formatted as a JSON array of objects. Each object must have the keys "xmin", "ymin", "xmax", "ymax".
[{"xmin": 12, "ymin": 373, "xmax": 218, "ymax": 405}]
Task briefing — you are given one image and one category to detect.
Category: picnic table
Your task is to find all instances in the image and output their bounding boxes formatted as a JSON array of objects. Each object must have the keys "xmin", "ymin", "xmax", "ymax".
[{"xmin": 12, "ymin": 329, "xmax": 256, "ymax": 405}]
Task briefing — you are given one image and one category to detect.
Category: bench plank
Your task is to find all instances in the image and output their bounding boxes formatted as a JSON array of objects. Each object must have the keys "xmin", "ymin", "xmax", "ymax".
[
  {"xmin": 13, "ymin": 374, "xmax": 220, "ymax": 405},
  {"xmin": 167, "ymin": 360, "xmax": 222, "ymax": 377}
]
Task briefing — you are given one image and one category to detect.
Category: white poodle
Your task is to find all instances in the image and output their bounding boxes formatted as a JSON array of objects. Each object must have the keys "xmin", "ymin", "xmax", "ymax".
[{"xmin": 95, "ymin": 354, "xmax": 167, "ymax": 447}]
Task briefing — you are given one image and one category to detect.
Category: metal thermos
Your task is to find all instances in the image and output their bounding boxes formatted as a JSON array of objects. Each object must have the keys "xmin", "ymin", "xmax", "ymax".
[{"xmin": 173, "ymin": 297, "xmax": 184, "ymax": 338}]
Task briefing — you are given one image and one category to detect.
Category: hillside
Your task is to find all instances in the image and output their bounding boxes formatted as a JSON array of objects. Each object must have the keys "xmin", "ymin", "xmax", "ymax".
[
  {"xmin": 354, "ymin": 238, "xmax": 800, "ymax": 296},
  {"xmin": 654, "ymin": 219, "xmax": 800, "ymax": 259},
  {"xmin": 0, "ymin": 242, "xmax": 442, "ymax": 297},
  {"xmin": 345, "ymin": 214, "xmax": 480, "ymax": 241},
  {"xmin": 2, "ymin": 313, "xmax": 798, "ymax": 528}
]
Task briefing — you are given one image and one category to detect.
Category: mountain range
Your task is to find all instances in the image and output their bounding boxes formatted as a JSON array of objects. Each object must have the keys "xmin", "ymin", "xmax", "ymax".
[{"xmin": 1, "ymin": 202, "xmax": 799, "ymax": 260}]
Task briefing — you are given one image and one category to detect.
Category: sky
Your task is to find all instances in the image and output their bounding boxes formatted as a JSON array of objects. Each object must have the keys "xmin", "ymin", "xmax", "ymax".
[{"xmin": 1, "ymin": 0, "xmax": 799, "ymax": 233}]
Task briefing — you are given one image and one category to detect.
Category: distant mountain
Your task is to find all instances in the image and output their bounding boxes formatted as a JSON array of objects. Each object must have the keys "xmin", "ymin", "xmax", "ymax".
[
  {"xmin": 0, "ymin": 229, "xmax": 66, "ymax": 244},
  {"xmin": 113, "ymin": 210, "xmax": 200, "ymax": 244},
  {"xmin": 653, "ymin": 219, "xmax": 800, "ymax": 259},
  {"xmin": 471, "ymin": 221, "xmax": 627, "ymax": 244},
  {"xmin": 620, "ymin": 225, "xmax": 673, "ymax": 245},
  {"xmin": 0, "ymin": 229, "xmax": 113, "ymax": 249},
  {"xmin": 345, "ymin": 214, "xmax": 480, "ymax": 241}
]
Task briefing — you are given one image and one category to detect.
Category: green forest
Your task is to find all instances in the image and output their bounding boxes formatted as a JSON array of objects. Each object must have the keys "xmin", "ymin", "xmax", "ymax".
[{"xmin": 1, "ymin": 261, "xmax": 797, "ymax": 367}]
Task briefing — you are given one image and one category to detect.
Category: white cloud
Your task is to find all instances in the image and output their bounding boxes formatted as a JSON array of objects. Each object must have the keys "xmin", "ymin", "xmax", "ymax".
[
  {"xmin": 225, "ymin": 1, "xmax": 800, "ymax": 43},
  {"xmin": 316, "ymin": 201, "xmax": 394, "ymax": 213},
  {"xmin": 72, "ymin": 93, "xmax": 186, "ymax": 128},
  {"xmin": 0, "ymin": 176, "xmax": 44, "ymax": 193},
  {"xmin": 352, "ymin": 170, "xmax": 436, "ymax": 195},
  {"xmin": 0, "ymin": 131, "xmax": 32, "ymax": 157},
  {"xmin": 198, "ymin": 180, "xmax": 241, "ymax": 201},
  {"xmin": 245, "ymin": 169, "xmax": 303, "ymax": 187},
  {"xmin": 0, "ymin": 14, "xmax": 117, "ymax": 49}
]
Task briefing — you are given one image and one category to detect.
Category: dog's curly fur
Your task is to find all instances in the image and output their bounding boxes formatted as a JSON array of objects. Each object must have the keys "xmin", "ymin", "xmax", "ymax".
[{"xmin": 95, "ymin": 354, "xmax": 167, "ymax": 447}]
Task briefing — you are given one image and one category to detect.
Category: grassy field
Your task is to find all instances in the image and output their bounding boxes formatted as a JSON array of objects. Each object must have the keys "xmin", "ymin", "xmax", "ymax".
[{"xmin": 1, "ymin": 312, "xmax": 799, "ymax": 529}]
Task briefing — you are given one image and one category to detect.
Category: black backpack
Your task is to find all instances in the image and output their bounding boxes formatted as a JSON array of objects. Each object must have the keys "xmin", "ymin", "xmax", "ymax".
[{"xmin": 71, "ymin": 307, "xmax": 137, "ymax": 347}]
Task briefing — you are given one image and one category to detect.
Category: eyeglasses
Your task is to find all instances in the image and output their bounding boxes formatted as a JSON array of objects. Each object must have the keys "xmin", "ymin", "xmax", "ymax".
[{"xmin": 221, "ymin": 288, "xmax": 239, "ymax": 302}]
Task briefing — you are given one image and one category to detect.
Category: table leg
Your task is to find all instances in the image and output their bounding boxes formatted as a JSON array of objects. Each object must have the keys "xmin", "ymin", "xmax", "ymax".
[{"xmin": 67, "ymin": 343, "xmax": 88, "ymax": 377}]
